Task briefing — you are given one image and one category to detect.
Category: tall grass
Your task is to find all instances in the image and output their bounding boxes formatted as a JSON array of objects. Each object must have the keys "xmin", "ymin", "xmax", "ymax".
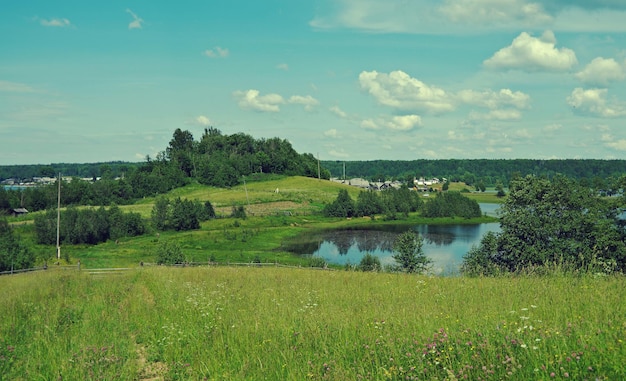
[{"xmin": 1, "ymin": 268, "xmax": 624, "ymax": 380}]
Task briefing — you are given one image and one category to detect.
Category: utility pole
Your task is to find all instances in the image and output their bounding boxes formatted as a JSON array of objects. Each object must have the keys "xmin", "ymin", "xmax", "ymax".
[
  {"xmin": 56, "ymin": 172, "xmax": 61, "ymax": 262},
  {"xmin": 242, "ymin": 175, "xmax": 250, "ymax": 206}
]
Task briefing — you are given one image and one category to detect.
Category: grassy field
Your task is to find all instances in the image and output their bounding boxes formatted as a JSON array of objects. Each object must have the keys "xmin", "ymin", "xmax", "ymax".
[
  {"xmin": 11, "ymin": 177, "xmax": 500, "ymax": 269},
  {"xmin": 0, "ymin": 267, "xmax": 624, "ymax": 380}
]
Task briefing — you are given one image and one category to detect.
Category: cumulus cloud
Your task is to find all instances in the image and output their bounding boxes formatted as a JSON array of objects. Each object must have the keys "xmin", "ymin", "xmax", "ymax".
[
  {"xmin": 440, "ymin": 0, "xmax": 552, "ymax": 26},
  {"xmin": 359, "ymin": 70, "xmax": 530, "ymax": 120},
  {"xmin": 190, "ymin": 115, "xmax": 211, "ymax": 126},
  {"xmin": 204, "ymin": 46, "xmax": 229, "ymax": 58},
  {"xmin": 601, "ymin": 133, "xmax": 626, "ymax": 151},
  {"xmin": 567, "ymin": 88, "xmax": 626, "ymax": 118},
  {"xmin": 276, "ymin": 63, "xmax": 289, "ymax": 71},
  {"xmin": 288, "ymin": 95, "xmax": 319, "ymax": 111},
  {"xmin": 311, "ymin": 0, "xmax": 626, "ymax": 34},
  {"xmin": 457, "ymin": 89, "xmax": 531, "ymax": 109},
  {"xmin": 329, "ymin": 106, "xmax": 348, "ymax": 118},
  {"xmin": 359, "ymin": 70, "xmax": 454, "ymax": 114},
  {"xmin": 575, "ymin": 57, "xmax": 625, "ymax": 86},
  {"xmin": 233, "ymin": 89, "xmax": 285, "ymax": 112},
  {"xmin": 359, "ymin": 115, "xmax": 422, "ymax": 131},
  {"xmin": 484, "ymin": 30, "xmax": 577, "ymax": 71},
  {"xmin": 126, "ymin": 9, "xmax": 144, "ymax": 30},
  {"xmin": 469, "ymin": 109, "xmax": 523, "ymax": 121},
  {"xmin": 39, "ymin": 18, "xmax": 71, "ymax": 27}
]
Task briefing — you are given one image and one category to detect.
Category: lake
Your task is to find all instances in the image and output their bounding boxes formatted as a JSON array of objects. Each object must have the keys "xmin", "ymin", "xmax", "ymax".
[{"xmin": 284, "ymin": 203, "xmax": 502, "ymax": 275}]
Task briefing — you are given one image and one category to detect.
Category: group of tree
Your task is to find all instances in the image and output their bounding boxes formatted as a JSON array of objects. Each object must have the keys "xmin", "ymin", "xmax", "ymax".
[
  {"xmin": 462, "ymin": 175, "xmax": 626, "ymax": 276},
  {"xmin": 151, "ymin": 197, "xmax": 216, "ymax": 231},
  {"xmin": 0, "ymin": 218, "xmax": 35, "ymax": 272},
  {"xmin": 324, "ymin": 187, "xmax": 423, "ymax": 219},
  {"xmin": 34, "ymin": 205, "xmax": 145, "ymax": 245},
  {"xmin": 322, "ymin": 159, "xmax": 626, "ymax": 189},
  {"xmin": 421, "ymin": 192, "xmax": 482, "ymax": 219},
  {"xmin": 1, "ymin": 128, "xmax": 329, "ymax": 213}
]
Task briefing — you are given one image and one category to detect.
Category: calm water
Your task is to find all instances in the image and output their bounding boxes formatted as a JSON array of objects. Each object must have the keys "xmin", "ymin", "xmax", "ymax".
[{"xmin": 284, "ymin": 203, "xmax": 502, "ymax": 275}]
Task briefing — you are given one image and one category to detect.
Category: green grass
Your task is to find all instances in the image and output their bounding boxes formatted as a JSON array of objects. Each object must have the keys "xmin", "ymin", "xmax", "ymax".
[
  {"xmin": 8, "ymin": 176, "xmax": 500, "ymax": 269},
  {"xmin": 1, "ymin": 267, "xmax": 623, "ymax": 380}
]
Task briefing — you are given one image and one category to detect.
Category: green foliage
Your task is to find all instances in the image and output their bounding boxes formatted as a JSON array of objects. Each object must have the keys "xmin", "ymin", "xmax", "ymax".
[
  {"xmin": 463, "ymin": 175, "xmax": 626, "ymax": 275},
  {"xmin": 33, "ymin": 206, "xmax": 145, "ymax": 246},
  {"xmin": 392, "ymin": 230, "xmax": 431, "ymax": 274},
  {"xmin": 355, "ymin": 190, "xmax": 383, "ymax": 217},
  {"xmin": 358, "ymin": 253, "xmax": 381, "ymax": 272},
  {"xmin": 230, "ymin": 205, "xmax": 247, "ymax": 219},
  {"xmin": 323, "ymin": 189, "xmax": 355, "ymax": 218},
  {"xmin": 422, "ymin": 191, "xmax": 481, "ymax": 218},
  {"xmin": 170, "ymin": 197, "xmax": 201, "ymax": 231},
  {"xmin": 0, "ymin": 218, "xmax": 34, "ymax": 271},
  {"xmin": 155, "ymin": 241, "xmax": 184, "ymax": 265}
]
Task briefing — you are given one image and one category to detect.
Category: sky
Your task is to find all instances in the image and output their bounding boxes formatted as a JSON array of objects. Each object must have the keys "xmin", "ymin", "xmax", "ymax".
[{"xmin": 2, "ymin": 1, "xmax": 626, "ymax": 165}]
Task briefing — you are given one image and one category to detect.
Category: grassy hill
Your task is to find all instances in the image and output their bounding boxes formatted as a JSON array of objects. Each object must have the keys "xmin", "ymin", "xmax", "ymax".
[
  {"xmin": 0, "ymin": 266, "xmax": 623, "ymax": 380},
  {"xmin": 11, "ymin": 177, "xmax": 498, "ymax": 269}
]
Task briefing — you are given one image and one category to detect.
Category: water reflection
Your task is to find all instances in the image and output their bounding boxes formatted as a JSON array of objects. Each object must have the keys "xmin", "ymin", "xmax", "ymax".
[{"xmin": 284, "ymin": 223, "xmax": 501, "ymax": 275}]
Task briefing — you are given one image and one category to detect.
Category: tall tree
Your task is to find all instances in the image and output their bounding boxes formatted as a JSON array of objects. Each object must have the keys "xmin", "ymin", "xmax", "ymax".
[{"xmin": 392, "ymin": 231, "xmax": 431, "ymax": 274}]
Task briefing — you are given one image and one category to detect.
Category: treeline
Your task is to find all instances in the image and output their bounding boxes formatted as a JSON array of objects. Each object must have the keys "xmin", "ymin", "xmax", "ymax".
[
  {"xmin": 1, "ymin": 128, "xmax": 328, "ymax": 212},
  {"xmin": 323, "ymin": 187, "xmax": 481, "ymax": 220},
  {"xmin": 34, "ymin": 205, "xmax": 145, "ymax": 245},
  {"xmin": 0, "ymin": 161, "xmax": 138, "ymax": 181},
  {"xmin": 322, "ymin": 159, "xmax": 626, "ymax": 187}
]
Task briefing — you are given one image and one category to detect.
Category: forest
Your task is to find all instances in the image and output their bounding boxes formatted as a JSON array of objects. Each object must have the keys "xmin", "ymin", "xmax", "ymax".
[{"xmin": 322, "ymin": 158, "xmax": 626, "ymax": 187}]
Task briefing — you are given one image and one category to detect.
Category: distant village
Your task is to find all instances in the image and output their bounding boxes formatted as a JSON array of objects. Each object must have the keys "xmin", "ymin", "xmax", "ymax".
[
  {"xmin": 1, "ymin": 176, "xmax": 103, "ymax": 188},
  {"xmin": 330, "ymin": 177, "xmax": 446, "ymax": 192}
]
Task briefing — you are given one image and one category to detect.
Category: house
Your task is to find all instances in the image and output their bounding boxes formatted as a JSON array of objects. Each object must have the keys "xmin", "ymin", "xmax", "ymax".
[{"xmin": 10, "ymin": 208, "xmax": 29, "ymax": 217}]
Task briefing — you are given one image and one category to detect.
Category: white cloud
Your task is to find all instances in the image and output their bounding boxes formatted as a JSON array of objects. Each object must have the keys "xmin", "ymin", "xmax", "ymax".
[
  {"xmin": 187, "ymin": 115, "xmax": 213, "ymax": 127},
  {"xmin": 360, "ymin": 119, "xmax": 379, "ymax": 130},
  {"xmin": 0, "ymin": 80, "xmax": 37, "ymax": 93},
  {"xmin": 288, "ymin": 95, "xmax": 319, "ymax": 111},
  {"xmin": 324, "ymin": 129, "xmax": 339, "ymax": 138},
  {"xmin": 276, "ymin": 63, "xmax": 289, "ymax": 71},
  {"xmin": 567, "ymin": 88, "xmax": 626, "ymax": 118},
  {"xmin": 605, "ymin": 139, "xmax": 626, "ymax": 151},
  {"xmin": 469, "ymin": 109, "xmax": 523, "ymax": 121},
  {"xmin": 359, "ymin": 70, "xmax": 454, "ymax": 114},
  {"xmin": 457, "ymin": 89, "xmax": 531, "ymax": 109},
  {"xmin": 575, "ymin": 57, "xmax": 625, "ymax": 86},
  {"xmin": 484, "ymin": 30, "xmax": 577, "ymax": 71},
  {"xmin": 39, "ymin": 18, "xmax": 71, "ymax": 27},
  {"xmin": 204, "ymin": 46, "xmax": 229, "ymax": 58},
  {"xmin": 310, "ymin": 0, "xmax": 626, "ymax": 33},
  {"xmin": 233, "ymin": 89, "xmax": 284, "ymax": 112},
  {"xmin": 329, "ymin": 105, "xmax": 348, "ymax": 118},
  {"xmin": 385, "ymin": 115, "xmax": 422, "ymax": 131},
  {"xmin": 126, "ymin": 9, "xmax": 144, "ymax": 30},
  {"xmin": 359, "ymin": 115, "xmax": 422, "ymax": 131},
  {"xmin": 440, "ymin": 0, "xmax": 552, "ymax": 26}
]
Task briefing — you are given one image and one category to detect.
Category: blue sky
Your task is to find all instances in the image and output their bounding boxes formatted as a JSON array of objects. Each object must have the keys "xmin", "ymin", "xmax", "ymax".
[{"xmin": 2, "ymin": 1, "xmax": 626, "ymax": 165}]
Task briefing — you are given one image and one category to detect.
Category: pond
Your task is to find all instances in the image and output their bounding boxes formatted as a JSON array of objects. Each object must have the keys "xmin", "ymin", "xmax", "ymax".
[{"xmin": 283, "ymin": 203, "xmax": 502, "ymax": 275}]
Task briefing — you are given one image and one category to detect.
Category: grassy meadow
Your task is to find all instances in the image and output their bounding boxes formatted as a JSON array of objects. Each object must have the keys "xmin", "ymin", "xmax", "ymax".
[
  {"xmin": 0, "ymin": 266, "xmax": 624, "ymax": 380},
  {"xmin": 10, "ymin": 177, "xmax": 499, "ymax": 269}
]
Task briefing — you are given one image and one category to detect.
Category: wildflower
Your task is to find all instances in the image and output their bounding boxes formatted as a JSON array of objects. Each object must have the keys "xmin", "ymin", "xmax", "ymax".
[{"xmin": 550, "ymin": 372, "xmax": 556, "ymax": 377}]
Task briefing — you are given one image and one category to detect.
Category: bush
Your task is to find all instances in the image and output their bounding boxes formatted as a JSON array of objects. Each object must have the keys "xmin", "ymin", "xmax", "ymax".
[
  {"xmin": 155, "ymin": 241, "xmax": 185, "ymax": 265},
  {"xmin": 358, "ymin": 253, "xmax": 381, "ymax": 272}
]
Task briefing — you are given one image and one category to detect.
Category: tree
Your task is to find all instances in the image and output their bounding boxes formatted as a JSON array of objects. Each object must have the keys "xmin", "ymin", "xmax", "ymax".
[
  {"xmin": 464, "ymin": 175, "xmax": 626, "ymax": 274},
  {"xmin": 323, "ymin": 189, "xmax": 355, "ymax": 218},
  {"xmin": 392, "ymin": 231, "xmax": 431, "ymax": 274},
  {"xmin": 155, "ymin": 241, "xmax": 185, "ymax": 265},
  {"xmin": 151, "ymin": 197, "xmax": 170, "ymax": 231},
  {"xmin": 0, "ymin": 218, "xmax": 35, "ymax": 272}
]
